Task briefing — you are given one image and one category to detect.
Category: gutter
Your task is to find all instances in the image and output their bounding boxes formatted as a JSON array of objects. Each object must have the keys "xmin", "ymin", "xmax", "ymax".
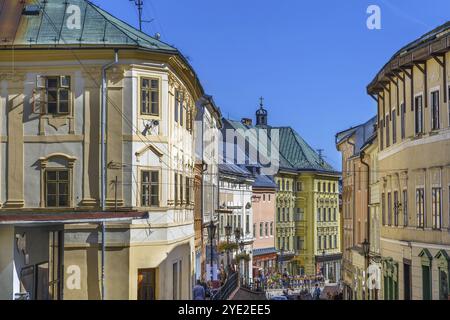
[{"xmin": 360, "ymin": 151, "xmax": 371, "ymax": 272}]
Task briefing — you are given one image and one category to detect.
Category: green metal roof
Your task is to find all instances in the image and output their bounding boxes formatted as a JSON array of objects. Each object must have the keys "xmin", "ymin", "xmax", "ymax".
[
  {"xmin": 4, "ymin": 0, "xmax": 177, "ymax": 51},
  {"xmin": 278, "ymin": 127, "xmax": 336, "ymax": 173},
  {"xmin": 222, "ymin": 119, "xmax": 337, "ymax": 174}
]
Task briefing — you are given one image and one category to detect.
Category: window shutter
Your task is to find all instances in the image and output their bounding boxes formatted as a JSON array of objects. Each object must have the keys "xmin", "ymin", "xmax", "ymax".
[
  {"xmin": 32, "ymin": 89, "xmax": 46, "ymax": 114},
  {"xmin": 36, "ymin": 75, "xmax": 46, "ymax": 89}
]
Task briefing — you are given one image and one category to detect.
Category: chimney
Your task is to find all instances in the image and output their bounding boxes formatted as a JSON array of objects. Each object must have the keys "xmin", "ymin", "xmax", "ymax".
[{"xmin": 241, "ymin": 118, "xmax": 252, "ymax": 126}]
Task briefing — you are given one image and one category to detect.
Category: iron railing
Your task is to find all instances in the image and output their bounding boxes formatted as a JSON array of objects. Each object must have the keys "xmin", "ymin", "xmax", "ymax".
[{"xmin": 211, "ymin": 272, "xmax": 238, "ymax": 300}]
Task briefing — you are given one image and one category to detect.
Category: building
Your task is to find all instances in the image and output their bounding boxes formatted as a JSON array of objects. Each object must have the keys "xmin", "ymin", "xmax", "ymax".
[
  {"xmin": 336, "ymin": 116, "xmax": 377, "ymax": 299},
  {"xmin": 193, "ymin": 95, "xmax": 222, "ymax": 282},
  {"xmin": 218, "ymin": 164, "xmax": 255, "ymax": 282},
  {"xmin": 222, "ymin": 101, "xmax": 342, "ymax": 280},
  {"xmin": 0, "ymin": 0, "xmax": 206, "ymax": 300},
  {"xmin": 367, "ymin": 22, "xmax": 450, "ymax": 300},
  {"xmin": 251, "ymin": 173, "xmax": 277, "ymax": 276}
]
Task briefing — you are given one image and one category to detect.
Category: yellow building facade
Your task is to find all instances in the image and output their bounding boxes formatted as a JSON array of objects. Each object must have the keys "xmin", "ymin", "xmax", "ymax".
[
  {"xmin": 0, "ymin": 0, "xmax": 207, "ymax": 300},
  {"xmin": 367, "ymin": 22, "xmax": 450, "ymax": 300}
]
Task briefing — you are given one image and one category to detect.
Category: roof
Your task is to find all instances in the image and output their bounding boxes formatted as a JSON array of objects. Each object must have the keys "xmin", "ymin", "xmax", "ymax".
[
  {"xmin": 0, "ymin": 0, "xmax": 176, "ymax": 51},
  {"xmin": 335, "ymin": 116, "xmax": 377, "ymax": 157},
  {"xmin": 367, "ymin": 21, "xmax": 450, "ymax": 94},
  {"xmin": 222, "ymin": 118, "xmax": 338, "ymax": 174},
  {"xmin": 252, "ymin": 174, "xmax": 277, "ymax": 189},
  {"xmin": 253, "ymin": 247, "xmax": 278, "ymax": 257},
  {"xmin": 218, "ymin": 163, "xmax": 253, "ymax": 179}
]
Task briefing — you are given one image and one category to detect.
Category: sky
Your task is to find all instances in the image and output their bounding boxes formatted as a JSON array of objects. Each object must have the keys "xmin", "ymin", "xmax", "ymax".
[{"xmin": 92, "ymin": 0, "xmax": 449, "ymax": 170}]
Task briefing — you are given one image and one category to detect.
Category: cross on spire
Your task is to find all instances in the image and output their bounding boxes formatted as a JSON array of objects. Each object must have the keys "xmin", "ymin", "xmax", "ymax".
[{"xmin": 259, "ymin": 96, "xmax": 264, "ymax": 107}]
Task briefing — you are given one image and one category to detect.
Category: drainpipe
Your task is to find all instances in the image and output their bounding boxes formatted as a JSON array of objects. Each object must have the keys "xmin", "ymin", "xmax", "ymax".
[
  {"xmin": 360, "ymin": 150, "xmax": 370, "ymax": 299},
  {"xmin": 347, "ymin": 140, "xmax": 356, "ymax": 299},
  {"xmin": 100, "ymin": 49, "xmax": 119, "ymax": 301}
]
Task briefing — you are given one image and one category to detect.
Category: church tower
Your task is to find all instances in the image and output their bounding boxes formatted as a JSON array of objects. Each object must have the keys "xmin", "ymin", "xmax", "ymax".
[{"xmin": 256, "ymin": 97, "xmax": 268, "ymax": 126}]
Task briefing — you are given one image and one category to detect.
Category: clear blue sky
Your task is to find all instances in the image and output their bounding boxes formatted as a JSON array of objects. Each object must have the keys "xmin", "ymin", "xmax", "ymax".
[{"xmin": 92, "ymin": 0, "xmax": 449, "ymax": 170}]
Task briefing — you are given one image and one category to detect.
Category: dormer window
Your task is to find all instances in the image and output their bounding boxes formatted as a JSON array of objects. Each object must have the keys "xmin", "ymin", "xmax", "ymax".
[{"xmin": 33, "ymin": 75, "xmax": 71, "ymax": 115}]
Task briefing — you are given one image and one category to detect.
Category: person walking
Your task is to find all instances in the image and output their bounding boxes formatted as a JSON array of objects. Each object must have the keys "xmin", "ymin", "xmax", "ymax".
[
  {"xmin": 313, "ymin": 283, "xmax": 321, "ymax": 300},
  {"xmin": 193, "ymin": 280, "xmax": 206, "ymax": 300}
]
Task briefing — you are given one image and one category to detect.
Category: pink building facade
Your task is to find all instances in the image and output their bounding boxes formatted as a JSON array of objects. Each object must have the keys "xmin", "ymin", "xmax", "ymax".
[{"xmin": 251, "ymin": 175, "xmax": 277, "ymax": 276}]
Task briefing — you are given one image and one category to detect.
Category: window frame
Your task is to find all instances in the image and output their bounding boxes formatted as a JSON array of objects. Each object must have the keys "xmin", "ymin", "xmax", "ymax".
[
  {"xmin": 34, "ymin": 75, "xmax": 72, "ymax": 116},
  {"xmin": 141, "ymin": 170, "xmax": 160, "ymax": 207},
  {"xmin": 431, "ymin": 90, "xmax": 440, "ymax": 131},
  {"xmin": 415, "ymin": 94, "xmax": 424, "ymax": 135},
  {"xmin": 416, "ymin": 188, "xmax": 425, "ymax": 229},
  {"xmin": 45, "ymin": 169, "xmax": 70, "ymax": 208},
  {"xmin": 140, "ymin": 77, "xmax": 160, "ymax": 117},
  {"xmin": 432, "ymin": 187, "xmax": 442, "ymax": 230}
]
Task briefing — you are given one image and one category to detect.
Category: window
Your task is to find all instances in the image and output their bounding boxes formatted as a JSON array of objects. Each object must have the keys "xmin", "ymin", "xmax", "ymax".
[
  {"xmin": 334, "ymin": 235, "xmax": 337, "ymax": 249},
  {"xmin": 34, "ymin": 76, "xmax": 71, "ymax": 115},
  {"xmin": 416, "ymin": 188, "xmax": 425, "ymax": 228},
  {"xmin": 286, "ymin": 181, "xmax": 290, "ymax": 191},
  {"xmin": 401, "ymin": 103, "xmax": 406, "ymax": 140},
  {"xmin": 260, "ymin": 223, "xmax": 263, "ymax": 238},
  {"xmin": 323, "ymin": 208, "xmax": 327, "ymax": 222},
  {"xmin": 265, "ymin": 222, "xmax": 269, "ymax": 237},
  {"xmin": 394, "ymin": 191, "xmax": 399, "ymax": 226},
  {"xmin": 380, "ymin": 118, "xmax": 384, "ymax": 150},
  {"xmin": 431, "ymin": 91, "xmax": 440, "ymax": 131},
  {"xmin": 141, "ymin": 78, "xmax": 159, "ymax": 116},
  {"xmin": 415, "ymin": 96, "xmax": 424, "ymax": 135},
  {"xmin": 333, "ymin": 183, "xmax": 336, "ymax": 193},
  {"xmin": 387, "ymin": 192, "xmax": 392, "ymax": 226},
  {"xmin": 432, "ymin": 188, "xmax": 442, "ymax": 230},
  {"xmin": 296, "ymin": 182, "xmax": 302, "ymax": 192},
  {"xmin": 179, "ymin": 92, "xmax": 184, "ymax": 127},
  {"xmin": 246, "ymin": 215, "xmax": 250, "ymax": 234},
  {"xmin": 392, "ymin": 110, "xmax": 397, "ymax": 144},
  {"xmin": 185, "ymin": 177, "xmax": 191, "ymax": 204},
  {"xmin": 403, "ymin": 190, "xmax": 408, "ymax": 227},
  {"xmin": 382, "ymin": 193, "xmax": 386, "ymax": 225},
  {"xmin": 328, "ymin": 183, "xmax": 331, "ymax": 193},
  {"xmin": 46, "ymin": 170, "xmax": 69, "ymax": 207},
  {"xmin": 174, "ymin": 90, "xmax": 180, "ymax": 123},
  {"xmin": 253, "ymin": 223, "xmax": 256, "ymax": 237},
  {"xmin": 142, "ymin": 171, "xmax": 159, "ymax": 207},
  {"xmin": 138, "ymin": 269, "xmax": 156, "ymax": 300},
  {"xmin": 268, "ymin": 194, "xmax": 271, "ymax": 202},
  {"xmin": 317, "ymin": 208, "xmax": 321, "ymax": 221},
  {"xmin": 318, "ymin": 182, "xmax": 321, "ymax": 192},
  {"xmin": 385, "ymin": 114, "xmax": 390, "ymax": 147},
  {"xmin": 328, "ymin": 208, "xmax": 332, "ymax": 221},
  {"xmin": 318, "ymin": 236, "xmax": 321, "ymax": 250},
  {"xmin": 270, "ymin": 222, "xmax": 273, "ymax": 236},
  {"xmin": 333, "ymin": 208, "xmax": 337, "ymax": 221},
  {"xmin": 277, "ymin": 208, "xmax": 281, "ymax": 222},
  {"xmin": 174, "ymin": 174, "xmax": 178, "ymax": 204}
]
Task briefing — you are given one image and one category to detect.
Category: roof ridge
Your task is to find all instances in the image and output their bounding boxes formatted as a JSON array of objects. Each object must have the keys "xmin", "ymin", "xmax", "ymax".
[{"xmin": 87, "ymin": 0, "xmax": 176, "ymax": 50}]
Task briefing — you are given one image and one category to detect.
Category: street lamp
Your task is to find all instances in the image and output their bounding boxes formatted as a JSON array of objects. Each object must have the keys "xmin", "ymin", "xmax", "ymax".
[
  {"xmin": 361, "ymin": 239, "xmax": 370, "ymax": 300},
  {"xmin": 225, "ymin": 224, "xmax": 232, "ymax": 270},
  {"xmin": 208, "ymin": 221, "xmax": 217, "ymax": 282}
]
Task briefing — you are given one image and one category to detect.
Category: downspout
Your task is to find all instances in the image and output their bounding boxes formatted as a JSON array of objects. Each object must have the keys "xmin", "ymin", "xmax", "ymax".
[
  {"xmin": 100, "ymin": 49, "xmax": 119, "ymax": 301},
  {"xmin": 347, "ymin": 140, "xmax": 356, "ymax": 299},
  {"xmin": 360, "ymin": 150, "xmax": 370, "ymax": 299}
]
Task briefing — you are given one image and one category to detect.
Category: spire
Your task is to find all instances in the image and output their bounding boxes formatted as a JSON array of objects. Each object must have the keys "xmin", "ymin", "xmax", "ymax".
[{"xmin": 256, "ymin": 96, "xmax": 268, "ymax": 126}]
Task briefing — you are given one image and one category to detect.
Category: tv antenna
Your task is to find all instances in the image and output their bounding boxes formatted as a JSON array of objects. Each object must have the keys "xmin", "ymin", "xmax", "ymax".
[
  {"xmin": 317, "ymin": 149, "xmax": 325, "ymax": 164},
  {"xmin": 129, "ymin": 0, "xmax": 154, "ymax": 31}
]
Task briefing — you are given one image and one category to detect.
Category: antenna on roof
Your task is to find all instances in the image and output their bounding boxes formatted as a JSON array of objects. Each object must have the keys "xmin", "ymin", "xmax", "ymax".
[
  {"xmin": 317, "ymin": 149, "xmax": 325, "ymax": 165},
  {"xmin": 129, "ymin": 0, "xmax": 154, "ymax": 32}
]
